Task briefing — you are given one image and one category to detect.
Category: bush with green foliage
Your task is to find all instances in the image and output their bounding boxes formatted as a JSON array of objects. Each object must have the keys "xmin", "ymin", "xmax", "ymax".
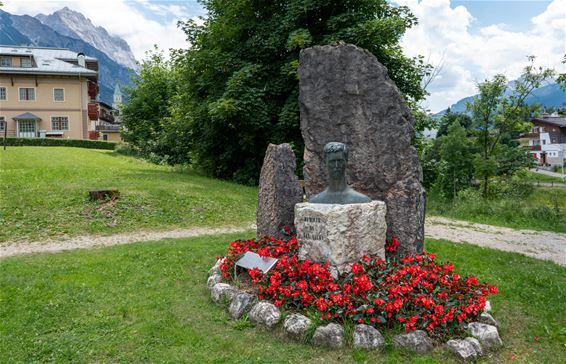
[
  {"xmin": 121, "ymin": 49, "xmax": 191, "ymax": 165},
  {"xmin": 467, "ymin": 57, "xmax": 554, "ymax": 197},
  {"xmin": 3, "ymin": 137, "xmax": 116, "ymax": 150},
  {"xmin": 165, "ymin": 0, "xmax": 431, "ymax": 184}
]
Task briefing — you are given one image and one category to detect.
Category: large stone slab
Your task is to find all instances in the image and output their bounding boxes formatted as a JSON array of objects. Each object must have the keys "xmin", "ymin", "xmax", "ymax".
[
  {"xmin": 295, "ymin": 201, "xmax": 386, "ymax": 273},
  {"xmin": 298, "ymin": 44, "xmax": 425, "ymax": 255},
  {"xmin": 257, "ymin": 143, "xmax": 303, "ymax": 239}
]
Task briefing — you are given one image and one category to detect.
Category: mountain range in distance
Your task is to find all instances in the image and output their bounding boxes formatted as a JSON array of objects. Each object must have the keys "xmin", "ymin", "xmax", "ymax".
[
  {"xmin": 433, "ymin": 82, "xmax": 566, "ymax": 119},
  {"xmin": 0, "ymin": 7, "xmax": 137, "ymax": 105}
]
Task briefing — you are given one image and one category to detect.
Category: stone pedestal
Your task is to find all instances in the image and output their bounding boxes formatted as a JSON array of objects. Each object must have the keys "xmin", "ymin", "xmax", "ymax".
[{"xmin": 294, "ymin": 201, "xmax": 386, "ymax": 274}]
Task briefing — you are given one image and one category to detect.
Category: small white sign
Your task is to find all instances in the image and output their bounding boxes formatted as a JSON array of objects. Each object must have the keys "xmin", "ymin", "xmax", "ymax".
[{"xmin": 235, "ymin": 251, "xmax": 279, "ymax": 273}]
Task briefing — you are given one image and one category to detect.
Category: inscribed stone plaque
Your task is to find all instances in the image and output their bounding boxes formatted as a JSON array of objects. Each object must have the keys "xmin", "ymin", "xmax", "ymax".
[
  {"xmin": 235, "ymin": 251, "xmax": 279, "ymax": 273},
  {"xmin": 295, "ymin": 201, "xmax": 387, "ymax": 274}
]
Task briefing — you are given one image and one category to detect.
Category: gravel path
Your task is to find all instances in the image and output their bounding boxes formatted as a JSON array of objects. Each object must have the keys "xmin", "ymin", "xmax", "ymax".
[
  {"xmin": 1, "ymin": 218, "xmax": 565, "ymax": 266},
  {"xmin": 0, "ymin": 224, "xmax": 255, "ymax": 259},
  {"xmin": 426, "ymin": 216, "xmax": 566, "ymax": 266}
]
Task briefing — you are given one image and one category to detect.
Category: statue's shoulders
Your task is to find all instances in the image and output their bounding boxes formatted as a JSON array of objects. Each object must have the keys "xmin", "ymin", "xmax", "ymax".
[
  {"xmin": 346, "ymin": 189, "xmax": 371, "ymax": 203},
  {"xmin": 309, "ymin": 191, "xmax": 327, "ymax": 203}
]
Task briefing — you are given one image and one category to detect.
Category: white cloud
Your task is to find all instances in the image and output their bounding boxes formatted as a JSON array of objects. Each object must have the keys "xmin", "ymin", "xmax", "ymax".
[
  {"xmin": 3, "ymin": 0, "xmax": 195, "ymax": 61},
  {"xmin": 395, "ymin": 0, "xmax": 565, "ymax": 113}
]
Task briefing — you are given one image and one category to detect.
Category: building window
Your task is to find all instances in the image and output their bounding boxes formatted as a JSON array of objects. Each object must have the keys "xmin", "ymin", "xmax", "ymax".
[
  {"xmin": 53, "ymin": 88, "xmax": 65, "ymax": 102},
  {"xmin": 542, "ymin": 140, "xmax": 546, "ymax": 145},
  {"xmin": 51, "ymin": 116, "xmax": 69, "ymax": 131},
  {"xmin": 0, "ymin": 57, "xmax": 11, "ymax": 66},
  {"xmin": 21, "ymin": 57, "xmax": 32, "ymax": 68},
  {"xmin": 18, "ymin": 120, "xmax": 36, "ymax": 134},
  {"xmin": 0, "ymin": 87, "xmax": 6, "ymax": 101},
  {"xmin": 19, "ymin": 88, "xmax": 35, "ymax": 101},
  {"xmin": 0, "ymin": 116, "xmax": 5, "ymax": 131}
]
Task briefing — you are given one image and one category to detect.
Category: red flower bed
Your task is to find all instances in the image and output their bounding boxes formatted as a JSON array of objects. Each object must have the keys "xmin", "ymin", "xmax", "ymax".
[{"xmin": 219, "ymin": 232, "xmax": 498, "ymax": 338}]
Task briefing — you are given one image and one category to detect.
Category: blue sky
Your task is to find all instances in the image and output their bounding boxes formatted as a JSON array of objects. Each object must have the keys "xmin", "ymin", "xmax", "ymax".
[
  {"xmin": 5, "ymin": 0, "xmax": 565, "ymax": 112},
  {"xmin": 452, "ymin": 0, "xmax": 551, "ymax": 32}
]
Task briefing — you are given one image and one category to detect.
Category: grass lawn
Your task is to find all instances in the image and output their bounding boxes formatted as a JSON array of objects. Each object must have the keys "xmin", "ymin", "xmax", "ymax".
[
  {"xmin": 524, "ymin": 171, "xmax": 566, "ymax": 184},
  {"xmin": 0, "ymin": 147, "xmax": 257, "ymax": 242},
  {"xmin": 427, "ymin": 188, "xmax": 566, "ymax": 233},
  {"xmin": 1, "ymin": 233, "xmax": 564, "ymax": 363}
]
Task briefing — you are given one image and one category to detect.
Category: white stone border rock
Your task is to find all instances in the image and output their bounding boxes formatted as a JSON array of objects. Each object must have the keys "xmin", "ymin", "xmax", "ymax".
[{"xmin": 205, "ymin": 259, "xmax": 503, "ymax": 358}]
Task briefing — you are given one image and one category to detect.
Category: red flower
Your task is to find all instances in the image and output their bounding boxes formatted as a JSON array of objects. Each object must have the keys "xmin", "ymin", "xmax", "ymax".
[
  {"xmin": 218, "ymin": 234, "xmax": 499, "ymax": 337},
  {"xmin": 351, "ymin": 263, "xmax": 363, "ymax": 274},
  {"xmin": 386, "ymin": 236, "xmax": 399, "ymax": 252}
]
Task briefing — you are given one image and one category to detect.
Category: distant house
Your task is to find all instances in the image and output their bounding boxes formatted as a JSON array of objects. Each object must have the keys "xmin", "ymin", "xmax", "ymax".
[
  {"xmin": 528, "ymin": 113, "xmax": 566, "ymax": 166},
  {"xmin": 94, "ymin": 100, "xmax": 123, "ymax": 142},
  {"xmin": 0, "ymin": 45, "xmax": 103, "ymax": 140}
]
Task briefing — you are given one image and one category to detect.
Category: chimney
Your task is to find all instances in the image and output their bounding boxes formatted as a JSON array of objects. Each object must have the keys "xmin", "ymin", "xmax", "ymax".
[{"xmin": 77, "ymin": 52, "xmax": 85, "ymax": 67}]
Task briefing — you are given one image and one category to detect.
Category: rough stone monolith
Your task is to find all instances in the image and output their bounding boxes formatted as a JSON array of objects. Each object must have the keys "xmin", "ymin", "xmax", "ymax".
[
  {"xmin": 257, "ymin": 143, "xmax": 303, "ymax": 239},
  {"xmin": 298, "ymin": 44, "xmax": 425, "ymax": 255}
]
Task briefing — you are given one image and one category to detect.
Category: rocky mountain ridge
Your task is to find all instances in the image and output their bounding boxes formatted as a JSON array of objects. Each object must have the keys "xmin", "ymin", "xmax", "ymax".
[{"xmin": 36, "ymin": 7, "xmax": 138, "ymax": 70}]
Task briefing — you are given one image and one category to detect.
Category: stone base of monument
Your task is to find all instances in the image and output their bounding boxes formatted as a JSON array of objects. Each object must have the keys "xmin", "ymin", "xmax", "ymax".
[{"xmin": 294, "ymin": 201, "xmax": 387, "ymax": 275}]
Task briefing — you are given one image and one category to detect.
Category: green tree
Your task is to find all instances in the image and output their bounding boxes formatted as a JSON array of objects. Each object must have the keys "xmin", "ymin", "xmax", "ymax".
[
  {"xmin": 467, "ymin": 57, "xmax": 554, "ymax": 197},
  {"xmin": 122, "ymin": 48, "xmax": 187, "ymax": 163},
  {"xmin": 437, "ymin": 122, "xmax": 475, "ymax": 199},
  {"xmin": 557, "ymin": 55, "xmax": 566, "ymax": 90},
  {"xmin": 172, "ymin": 0, "xmax": 430, "ymax": 184},
  {"xmin": 436, "ymin": 110, "xmax": 472, "ymax": 138}
]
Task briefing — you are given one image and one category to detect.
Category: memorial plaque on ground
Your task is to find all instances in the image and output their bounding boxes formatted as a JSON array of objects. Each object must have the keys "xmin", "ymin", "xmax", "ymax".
[{"xmin": 236, "ymin": 251, "xmax": 279, "ymax": 273}]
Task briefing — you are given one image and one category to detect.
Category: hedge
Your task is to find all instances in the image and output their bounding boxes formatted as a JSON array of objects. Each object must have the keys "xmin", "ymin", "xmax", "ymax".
[{"xmin": 2, "ymin": 137, "xmax": 117, "ymax": 150}]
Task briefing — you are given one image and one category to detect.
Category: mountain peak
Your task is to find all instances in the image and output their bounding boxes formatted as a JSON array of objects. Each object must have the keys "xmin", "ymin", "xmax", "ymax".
[{"xmin": 35, "ymin": 8, "xmax": 137, "ymax": 70}]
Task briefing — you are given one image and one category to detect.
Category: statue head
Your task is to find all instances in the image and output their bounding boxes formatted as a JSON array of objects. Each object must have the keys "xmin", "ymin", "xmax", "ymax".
[
  {"xmin": 324, "ymin": 142, "xmax": 348, "ymax": 180},
  {"xmin": 309, "ymin": 142, "xmax": 371, "ymax": 204}
]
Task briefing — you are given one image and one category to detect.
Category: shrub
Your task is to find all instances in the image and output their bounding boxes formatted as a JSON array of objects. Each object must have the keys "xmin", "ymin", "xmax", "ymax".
[
  {"xmin": 3, "ymin": 137, "xmax": 116, "ymax": 150},
  {"xmin": 219, "ymin": 232, "xmax": 498, "ymax": 339}
]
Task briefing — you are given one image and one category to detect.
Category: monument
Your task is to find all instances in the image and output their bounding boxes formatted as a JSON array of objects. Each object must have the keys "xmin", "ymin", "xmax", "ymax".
[
  {"xmin": 298, "ymin": 43, "xmax": 425, "ymax": 256},
  {"xmin": 257, "ymin": 143, "xmax": 303, "ymax": 239},
  {"xmin": 295, "ymin": 142, "xmax": 387, "ymax": 274}
]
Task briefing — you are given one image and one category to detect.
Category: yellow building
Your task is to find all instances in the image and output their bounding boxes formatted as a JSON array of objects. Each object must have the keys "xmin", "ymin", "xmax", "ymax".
[{"xmin": 0, "ymin": 46, "xmax": 99, "ymax": 140}]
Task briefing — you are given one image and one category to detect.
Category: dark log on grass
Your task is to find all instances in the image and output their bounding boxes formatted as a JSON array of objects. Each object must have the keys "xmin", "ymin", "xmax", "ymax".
[{"xmin": 89, "ymin": 189, "xmax": 120, "ymax": 201}]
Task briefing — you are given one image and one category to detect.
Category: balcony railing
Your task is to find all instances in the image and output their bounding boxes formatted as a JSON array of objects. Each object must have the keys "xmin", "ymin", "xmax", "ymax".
[
  {"xmin": 99, "ymin": 111, "xmax": 115, "ymax": 123},
  {"xmin": 95, "ymin": 124, "xmax": 121, "ymax": 132},
  {"xmin": 530, "ymin": 145, "xmax": 541, "ymax": 151}
]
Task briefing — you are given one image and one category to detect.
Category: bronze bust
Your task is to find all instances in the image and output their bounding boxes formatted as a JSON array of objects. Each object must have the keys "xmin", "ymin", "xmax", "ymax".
[{"xmin": 309, "ymin": 142, "xmax": 371, "ymax": 204}]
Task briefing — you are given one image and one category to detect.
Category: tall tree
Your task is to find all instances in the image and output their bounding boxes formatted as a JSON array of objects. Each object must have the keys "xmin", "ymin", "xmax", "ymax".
[
  {"xmin": 172, "ymin": 0, "xmax": 430, "ymax": 184},
  {"xmin": 558, "ymin": 54, "xmax": 566, "ymax": 91},
  {"xmin": 437, "ymin": 122, "xmax": 475, "ymax": 199},
  {"xmin": 121, "ymin": 48, "xmax": 188, "ymax": 163},
  {"xmin": 467, "ymin": 57, "xmax": 554, "ymax": 197},
  {"xmin": 436, "ymin": 110, "xmax": 472, "ymax": 138}
]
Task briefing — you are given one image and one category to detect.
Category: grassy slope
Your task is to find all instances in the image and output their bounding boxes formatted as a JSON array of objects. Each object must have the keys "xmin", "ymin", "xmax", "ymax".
[
  {"xmin": 427, "ymin": 188, "xmax": 566, "ymax": 233},
  {"xmin": 1, "ymin": 234, "xmax": 564, "ymax": 363},
  {"xmin": 0, "ymin": 147, "xmax": 257, "ymax": 242}
]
